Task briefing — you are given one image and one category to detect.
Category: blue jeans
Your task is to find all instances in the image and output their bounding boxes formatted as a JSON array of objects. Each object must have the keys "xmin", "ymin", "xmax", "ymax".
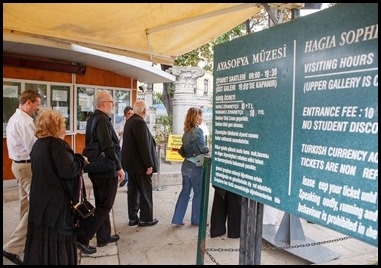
[{"xmin": 171, "ymin": 160, "xmax": 203, "ymax": 225}]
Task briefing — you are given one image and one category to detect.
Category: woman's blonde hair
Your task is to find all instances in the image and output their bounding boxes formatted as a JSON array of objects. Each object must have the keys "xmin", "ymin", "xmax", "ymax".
[
  {"xmin": 184, "ymin": 107, "xmax": 202, "ymax": 132},
  {"xmin": 35, "ymin": 109, "xmax": 66, "ymax": 138}
]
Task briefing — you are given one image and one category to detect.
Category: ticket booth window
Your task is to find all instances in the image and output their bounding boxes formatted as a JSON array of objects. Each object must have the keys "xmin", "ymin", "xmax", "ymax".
[
  {"xmin": 25, "ymin": 83, "xmax": 48, "ymax": 107},
  {"xmin": 3, "ymin": 81, "xmax": 21, "ymax": 133},
  {"xmin": 77, "ymin": 86, "xmax": 97, "ymax": 131},
  {"xmin": 114, "ymin": 89, "xmax": 131, "ymax": 132},
  {"xmin": 51, "ymin": 85, "xmax": 71, "ymax": 131},
  {"xmin": 76, "ymin": 86, "xmax": 131, "ymax": 132}
]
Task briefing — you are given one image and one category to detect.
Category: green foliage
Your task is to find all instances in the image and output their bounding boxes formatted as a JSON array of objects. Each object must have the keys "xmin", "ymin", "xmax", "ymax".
[
  {"xmin": 153, "ymin": 115, "xmax": 172, "ymax": 145},
  {"xmin": 174, "ymin": 23, "xmax": 247, "ymax": 72},
  {"xmin": 174, "ymin": 49, "xmax": 202, "ymax": 67},
  {"xmin": 167, "ymin": 87, "xmax": 175, "ymax": 97},
  {"xmin": 155, "ymin": 92, "xmax": 163, "ymax": 103}
]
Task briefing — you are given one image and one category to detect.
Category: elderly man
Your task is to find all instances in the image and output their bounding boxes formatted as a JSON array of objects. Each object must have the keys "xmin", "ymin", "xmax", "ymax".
[
  {"xmin": 76, "ymin": 90, "xmax": 124, "ymax": 254},
  {"xmin": 121, "ymin": 100, "xmax": 158, "ymax": 227}
]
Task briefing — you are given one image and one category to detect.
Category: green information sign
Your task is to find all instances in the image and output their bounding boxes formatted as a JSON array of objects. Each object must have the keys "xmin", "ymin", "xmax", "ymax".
[{"xmin": 212, "ymin": 3, "xmax": 378, "ymax": 246}]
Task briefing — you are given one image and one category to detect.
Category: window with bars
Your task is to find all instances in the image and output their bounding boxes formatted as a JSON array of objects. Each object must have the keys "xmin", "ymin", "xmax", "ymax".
[{"xmin": 203, "ymin": 79, "xmax": 209, "ymax": 96}]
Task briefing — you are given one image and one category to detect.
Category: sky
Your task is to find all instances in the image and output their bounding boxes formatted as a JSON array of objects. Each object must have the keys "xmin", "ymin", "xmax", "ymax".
[
  {"xmin": 252, "ymin": 3, "xmax": 331, "ymax": 32},
  {"xmin": 300, "ymin": 3, "xmax": 330, "ymax": 16}
]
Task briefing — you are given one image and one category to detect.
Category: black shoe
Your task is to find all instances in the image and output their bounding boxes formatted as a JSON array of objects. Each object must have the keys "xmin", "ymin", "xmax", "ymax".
[
  {"xmin": 138, "ymin": 219, "xmax": 158, "ymax": 227},
  {"xmin": 3, "ymin": 250, "xmax": 23, "ymax": 265},
  {"xmin": 97, "ymin": 234, "xmax": 120, "ymax": 247},
  {"xmin": 129, "ymin": 219, "xmax": 139, "ymax": 226},
  {"xmin": 76, "ymin": 242, "xmax": 97, "ymax": 254},
  {"xmin": 119, "ymin": 179, "xmax": 127, "ymax": 187}
]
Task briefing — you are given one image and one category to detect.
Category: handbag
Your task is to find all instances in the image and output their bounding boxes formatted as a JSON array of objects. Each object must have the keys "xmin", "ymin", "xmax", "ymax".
[
  {"xmin": 58, "ymin": 174, "xmax": 96, "ymax": 234},
  {"xmin": 73, "ymin": 212, "xmax": 96, "ymax": 236},
  {"xmin": 72, "ymin": 176, "xmax": 95, "ymax": 219},
  {"xmin": 82, "ymin": 118, "xmax": 116, "ymax": 174},
  {"xmin": 73, "ymin": 199, "xmax": 95, "ymax": 219},
  {"xmin": 71, "ymin": 176, "xmax": 96, "ymax": 235}
]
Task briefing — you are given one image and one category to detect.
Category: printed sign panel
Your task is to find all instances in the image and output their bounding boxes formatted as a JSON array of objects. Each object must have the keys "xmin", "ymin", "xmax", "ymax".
[
  {"xmin": 166, "ymin": 134, "xmax": 184, "ymax": 162},
  {"xmin": 212, "ymin": 3, "xmax": 378, "ymax": 246}
]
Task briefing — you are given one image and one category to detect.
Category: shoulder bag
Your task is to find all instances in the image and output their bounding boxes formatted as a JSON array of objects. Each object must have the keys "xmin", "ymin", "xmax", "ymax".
[
  {"xmin": 72, "ymin": 175, "xmax": 95, "ymax": 219},
  {"xmin": 71, "ymin": 176, "xmax": 96, "ymax": 235},
  {"xmin": 59, "ymin": 174, "xmax": 96, "ymax": 235}
]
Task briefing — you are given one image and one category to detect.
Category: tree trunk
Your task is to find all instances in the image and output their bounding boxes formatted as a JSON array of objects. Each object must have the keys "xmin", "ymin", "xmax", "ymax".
[{"xmin": 161, "ymin": 64, "xmax": 174, "ymax": 116}]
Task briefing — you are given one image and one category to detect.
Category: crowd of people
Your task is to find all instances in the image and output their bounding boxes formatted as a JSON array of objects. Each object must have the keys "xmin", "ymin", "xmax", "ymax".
[{"xmin": 3, "ymin": 89, "xmax": 241, "ymax": 265}]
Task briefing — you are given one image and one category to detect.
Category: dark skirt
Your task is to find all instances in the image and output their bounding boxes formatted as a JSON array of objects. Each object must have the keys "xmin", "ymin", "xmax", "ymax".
[{"xmin": 23, "ymin": 222, "xmax": 78, "ymax": 265}]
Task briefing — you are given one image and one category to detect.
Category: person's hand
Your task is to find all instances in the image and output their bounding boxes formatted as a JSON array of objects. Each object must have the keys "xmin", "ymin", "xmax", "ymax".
[
  {"xmin": 117, "ymin": 169, "xmax": 125, "ymax": 184},
  {"xmin": 83, "ymin": 156, "xmax": 90, "ymax": 164},
  {"xmin": 146, "ymin": 167, "xmax": 153, "ymax": 175}
]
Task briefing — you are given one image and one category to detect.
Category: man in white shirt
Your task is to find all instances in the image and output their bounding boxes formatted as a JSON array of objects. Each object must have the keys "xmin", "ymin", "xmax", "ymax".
[{"xmin": 3, "ymin": 90, "xmax": 41, "ymax": 265}]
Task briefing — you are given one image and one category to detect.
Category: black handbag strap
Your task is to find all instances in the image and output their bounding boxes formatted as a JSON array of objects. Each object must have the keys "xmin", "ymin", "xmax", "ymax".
[
  {"xmin": 58, "ymin": 174, "xmax": 88, "ymax": 205},
  {"xmin": 75, "ymin": 175, "xmax": 88, "ymax": 201}
]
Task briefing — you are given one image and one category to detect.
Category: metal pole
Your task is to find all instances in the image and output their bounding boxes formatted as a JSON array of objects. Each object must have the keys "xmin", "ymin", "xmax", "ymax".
[
  {"xmin": 239, "ymin": 199, "xmax": 264, "ymax": 265},
  {"xmin": 196, "ymin": 156, "xmax": 211, "ymax": 265},
  {"xmin": 239, "ymin": 197, "xmax": 248, "ymax": 264},
  {"xmin": 254, "ymin": 202, "xmax": 264, "ymax": 265},
  {"xmin": 154, "ymin": 145, "xmax": 166, "ymax": 191}
]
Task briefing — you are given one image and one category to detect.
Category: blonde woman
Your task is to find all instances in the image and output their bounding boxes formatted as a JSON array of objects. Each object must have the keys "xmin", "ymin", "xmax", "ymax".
[
  {"xmin": 171, "ymin": 107, "xmax": 209, "ymax": 227},
  {"xmin": 23, "ymin": 109, "xmax": 86, "ymax": 265}
]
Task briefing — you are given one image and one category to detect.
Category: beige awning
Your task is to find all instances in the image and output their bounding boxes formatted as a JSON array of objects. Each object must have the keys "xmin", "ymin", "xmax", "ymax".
[{"xmin": 3, "ymin": 3, "xmax": 304, "ymax": 66}]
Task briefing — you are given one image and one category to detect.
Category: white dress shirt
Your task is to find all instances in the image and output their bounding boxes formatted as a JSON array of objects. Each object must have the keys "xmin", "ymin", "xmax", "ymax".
[
  {"xmin": 118, "ymin": 118, "xmax": 127, "ymax": 148},
  {"xmin": 6, "ymin": 108, "xmax": 37, "ymax": 161}
]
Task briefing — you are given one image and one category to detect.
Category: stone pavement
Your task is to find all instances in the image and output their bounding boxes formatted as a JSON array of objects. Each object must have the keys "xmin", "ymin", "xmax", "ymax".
[{"xmin": 3, "ymin": 160, "xmax": 378, "ymax": 265}]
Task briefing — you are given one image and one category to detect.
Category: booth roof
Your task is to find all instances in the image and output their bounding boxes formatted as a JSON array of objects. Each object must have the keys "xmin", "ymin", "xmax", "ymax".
[{"xmin": 3, "ymin": 3, "xmax": 304, "ymax": 65}]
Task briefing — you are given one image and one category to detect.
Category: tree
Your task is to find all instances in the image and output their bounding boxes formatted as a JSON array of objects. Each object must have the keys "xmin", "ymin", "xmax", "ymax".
[
  {"xmin": 159, "ymin": 23, "xmax": 248, "ymax": 116},
  {"xmin": 172, "ymin": 6, "xmax": 283, "ymax": 72},
  {"xmin": 174, "ymin": 23, "xmax": 247, "ymax": 72},
  {"xmin": 159, "ymin": 6, "xmax": 292, "ymax": 116},
  {"xmin": 160, "ymin": 64, "xmax": 174, "ymax": 116}
]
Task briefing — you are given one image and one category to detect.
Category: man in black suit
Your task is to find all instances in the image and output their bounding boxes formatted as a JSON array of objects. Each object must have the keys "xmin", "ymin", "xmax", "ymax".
[
  {"xmin": 76, "ymin": 90, "xmax": 125, "ymax": 254},
  {"xmin": 121, "ymin": 100, "xmax": 158, "ymax": 227}
]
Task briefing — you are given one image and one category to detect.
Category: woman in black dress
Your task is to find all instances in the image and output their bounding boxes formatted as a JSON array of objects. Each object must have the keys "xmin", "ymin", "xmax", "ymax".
[{"xmin": 23, "ymin": 109, "xmax": 86, "ymax": 265}]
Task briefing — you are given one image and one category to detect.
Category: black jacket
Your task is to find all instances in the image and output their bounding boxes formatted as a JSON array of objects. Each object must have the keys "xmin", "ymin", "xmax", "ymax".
[
  {"xmin": 121, "ymin": 113, "xmax": 157, "ymax": 174},
  {"xmin": 85, "ymin": 109, "xmax": 122, "ymax": 176},
  {"xmin": 29, "ymin": 136, "xmax": 85, "ymax": 236}
]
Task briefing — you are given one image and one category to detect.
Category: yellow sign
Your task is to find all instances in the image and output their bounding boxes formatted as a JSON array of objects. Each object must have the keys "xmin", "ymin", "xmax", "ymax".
[{"xmin": 166, "ymin": 134, "xmax": 184, "ymax": 162}]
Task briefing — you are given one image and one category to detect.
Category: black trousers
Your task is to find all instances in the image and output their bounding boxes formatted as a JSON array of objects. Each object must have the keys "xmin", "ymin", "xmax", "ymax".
[
  {"xmin": 78, "ymin": 174, "xmax": 118, "ymax": 245},
  {"xmin": 128, "ymin": 173, "xmax": 154, "ymax": 222},
  {"xmin": 210, "ymin": 187, "xmax": 242, "ymax": 238}
]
